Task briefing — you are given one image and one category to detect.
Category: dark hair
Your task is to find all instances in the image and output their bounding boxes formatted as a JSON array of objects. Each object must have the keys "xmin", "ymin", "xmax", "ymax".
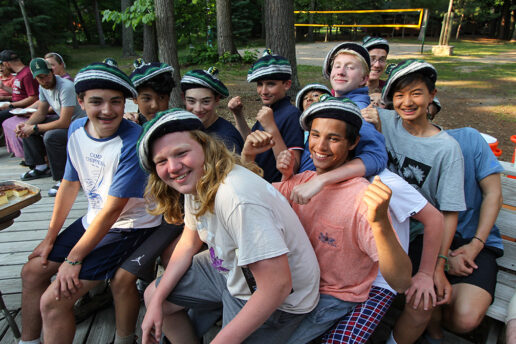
[
  {"xmin": 390, "ymin": 72, "xmax": 435, "ymax": 99},
  {"xmin": 308, "ymin": 118, "xmax": 360, "ymax": 160},
  {"xmin": 137, "ymin": 72, "xmax": 175, "ymax": 95}
]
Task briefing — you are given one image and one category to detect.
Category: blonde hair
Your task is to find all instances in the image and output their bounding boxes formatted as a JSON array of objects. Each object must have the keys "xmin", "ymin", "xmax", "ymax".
[
  {"xmin": 331, "ymin": 49, "xmax": 370, "ymax": 77},
  {"xmin": 145, "ymin": 130, "xmax": 263, "ymax": 224}
]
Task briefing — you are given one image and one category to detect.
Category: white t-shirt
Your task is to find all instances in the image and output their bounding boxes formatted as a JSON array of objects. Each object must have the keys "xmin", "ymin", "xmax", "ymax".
[
  {"xmin": 370, "ymin": 169, "xmax": 427, "ymax": 294},
  {"xmin": 184, "ymin": 165, "xmax": 320, "ymax": 314},
  {"xmin": 64, "ymin": 118, "xmax": 161, "ymax": 230}
]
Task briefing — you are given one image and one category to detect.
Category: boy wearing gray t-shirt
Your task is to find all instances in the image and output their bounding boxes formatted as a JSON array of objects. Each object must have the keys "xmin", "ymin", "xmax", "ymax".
[{"xmin": 376, "ymin": 59, "xmax": 466, "ymax": 344}]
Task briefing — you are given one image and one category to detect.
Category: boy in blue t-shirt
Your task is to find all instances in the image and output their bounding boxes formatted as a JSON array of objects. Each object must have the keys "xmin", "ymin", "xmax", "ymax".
[
  {"xmin": 228, "ymin": 49, "xmax": 304, "ymax": 182},
  {"xmin": 19, "ymin": 60, "xmax": 161, "ymax": 344}
]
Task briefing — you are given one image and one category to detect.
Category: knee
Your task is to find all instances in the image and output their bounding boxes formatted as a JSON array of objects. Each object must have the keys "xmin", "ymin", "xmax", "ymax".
[
  {"xmin": 40, "ymin": 288, "xmax": 61, "ymax": 321},
  {"xmin": 21, "ymin": 259, "xmax": 48, "ymax": 286},
  {"xmin": 448, "ymin": 307, "xmax": 485, "ymax": 333},
  {"xmin": 404, "ymin": 303, "xmax": 433, "ymax": 325},
  {"xmin": 110, "ymin": 269, "xmax": 137, "ymax": 295}
]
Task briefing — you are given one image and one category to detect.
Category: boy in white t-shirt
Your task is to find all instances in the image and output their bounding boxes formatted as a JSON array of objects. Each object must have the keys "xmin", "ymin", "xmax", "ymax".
[{"xmin": 18, "ymin": 60, "xmax": 161, "ymax": 344}]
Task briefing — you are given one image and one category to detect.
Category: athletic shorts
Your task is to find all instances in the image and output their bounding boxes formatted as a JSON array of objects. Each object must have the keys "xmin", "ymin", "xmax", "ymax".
[
  {"xmin": 157, "ymin": 249, "xmax": 306, "ymax": 344},
  {"xmin": 409, "ymin": 234, "xmax": 501, "ymax": 299},
  {"xmin": 120, "ymin": 220, "xmax": 183, "ymax": 281},
  {"xmin": 47, "ymin": 217, "xmax": 158, "ymax": 281}
]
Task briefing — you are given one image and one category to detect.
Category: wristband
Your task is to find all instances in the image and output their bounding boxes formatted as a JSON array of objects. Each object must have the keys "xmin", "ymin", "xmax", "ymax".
[
  {"xmin": 64, "ymin": 257, "xmax": 82, "ymax": 266},
  {"xmin": 473, "ymin": 236, "xmax": 485, "ymax": 245},
  {"xmin": 8, "ymin": 103, "xmax": 14, "ymax": 109},
  {"xmin": 33, "ymin": 124, "xmax": 39, "ymax": 134},
  {"xmin": 437, "ymin": 254, "xmax": 449, "ymax": 272}
]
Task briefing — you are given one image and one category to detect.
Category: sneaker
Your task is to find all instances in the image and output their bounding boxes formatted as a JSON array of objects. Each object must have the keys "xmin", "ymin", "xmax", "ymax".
[
  {"xmin": 48, "ymin": 181, "xmax": 61, "ymax": 197},
  {"xmin": 20, "ymin": 168, "xmax": 51, "ymax": 181}
]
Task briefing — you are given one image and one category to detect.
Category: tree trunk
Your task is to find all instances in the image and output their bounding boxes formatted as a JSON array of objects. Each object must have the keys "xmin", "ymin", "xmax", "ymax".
[
  {"xmin": 18, "ymin": 0, "xmax": 35, "ymax": 58},
  {"xmin": 498, "ymin": 0, "xmax": 512, "ymax": 40},
  {"xmin": 511, "ymin": 10, "xmax": 516, "ymax": 41},
  {"xmin": 93, "ymin": 0, "xmax": 106, "ymax": 46},
  {"xmin": 264, "ymin": 0, "xmax": 300, "ymax": 96},
  {"xmin": 121, "ymin": 0, "xmax": 135, "ymax": 56},
  {"xmin": 216, "ymin": 0, "xmax": 239, "ymax": 57},
  {"xmin": 307, "ymin": 0, "xmax": 316, "ymax": 42},
  {"xmin": 143, "ymin": 23, "xmax": 158, "ymax": 61},
  {"xmin": 67, "ymin": 0, "xmax": 78, "ymax": 48},
  {"xmin": 154, "ymin": 0, "xmax": 182, "ymax": 107},
  {"xmin": 71, "ymin": 0, "xmax": 91, "ymax": 42}
]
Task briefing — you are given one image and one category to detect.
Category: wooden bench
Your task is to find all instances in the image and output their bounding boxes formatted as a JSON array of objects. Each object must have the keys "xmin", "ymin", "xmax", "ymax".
[{"xmin": 484, "ymin": 161, "xmax": 516, "ymax": 343}]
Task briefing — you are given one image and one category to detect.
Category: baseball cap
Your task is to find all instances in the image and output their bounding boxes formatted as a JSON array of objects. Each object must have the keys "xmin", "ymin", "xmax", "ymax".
[
  {"xmin": 30, "ymin": 58, "xmax": 53, "ymax": 78},
  {"xmin": 0, "ymin": 50, "xmax": 19, "ymax": 63}
]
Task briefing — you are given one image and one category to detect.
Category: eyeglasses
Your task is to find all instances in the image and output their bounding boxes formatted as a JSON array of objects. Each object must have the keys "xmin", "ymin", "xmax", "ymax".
[{"xmin": 371, "ymin": 57, "xmax": 387, "ymax": 64}]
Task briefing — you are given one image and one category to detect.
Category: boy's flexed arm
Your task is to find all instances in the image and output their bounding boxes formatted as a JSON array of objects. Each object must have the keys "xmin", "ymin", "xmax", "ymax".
[
  {"xmin": 53, "ymin": 195, "xmax": 129, "ymax": 300},
  {"xmin": 256, "ymin": 106, "xmax": 301, "ymax": 170},
  {"xmin": 28, "ymin": 179, "xmax": 81, "ymax": 266},
  {"xmin": 363, "ymin": 176, "xmax": 412, "ymax": 293},
  {"xmin": 228, "ymin": 96, "xmax": 251, "ymax": 140}
]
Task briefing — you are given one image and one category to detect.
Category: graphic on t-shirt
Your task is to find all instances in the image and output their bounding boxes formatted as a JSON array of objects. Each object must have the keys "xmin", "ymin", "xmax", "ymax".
[
  {"xmin": 84, "ymin": 153, "xmax": 105, "ymax": 209},
  {"xmin": 209, "ymin": 247, "xmax": 229, "ymax": 272},
  {"xmin": 400, "ymin": 157, "xmax": 431, "ymax": 188},
  {"xmin": 318, "ymin": 232, "xmax": 336, "ymax": 247}
]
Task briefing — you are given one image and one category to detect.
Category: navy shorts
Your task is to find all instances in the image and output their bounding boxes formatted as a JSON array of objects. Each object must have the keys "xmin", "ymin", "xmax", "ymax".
[
  {"xmin": 47, "ymin": 217, "xmax": 158, "ymax": 281},
  {"xmin": 409, "ymin": 234, "xmax": 502, "ymax": 299}
]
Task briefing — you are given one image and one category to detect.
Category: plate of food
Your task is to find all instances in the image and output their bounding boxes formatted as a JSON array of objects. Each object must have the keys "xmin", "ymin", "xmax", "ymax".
[
  {"xmin": 0, "ymin": 101, "xmax": 10, "ymax": 107},
  {"xmin": 0, "ymin": 180, "xmax": 41, "ymax": 218},
  {"xmin": 10, "ymin": 108, "xmax": 37, "ymax": 115}
]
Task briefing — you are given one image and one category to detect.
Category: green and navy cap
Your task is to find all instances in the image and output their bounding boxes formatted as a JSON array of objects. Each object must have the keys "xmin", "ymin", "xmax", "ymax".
[
  {"xmin": 130, "ymin": 58, "xmax": 175, "ymax": 88},
  {"xmin": 247, "ymin": 49, "xmax": 292, "ymax": 82},
  {"xmin": 381, "ymin": 59, "xmax": 437, "ymax": 105},
  {"xmin": 295, "ymin": 83, "xmax": 331, "ymax": 111},
  {"xmin": 299, "ymin": 95, "xmax": 363, "ymax": 131},
  {"xmin": 30, "ymin": 58, "xmax": 52, "ymax": 78},
  {"xmin": 74, "ymin": 58, "xmax": 137, "ymax": 98},
  {"xmin": 323, "ymin": 42, "xmax": 371, "ymax": 79},
  {"xmin": 181, "ymin": 67, "xmax": 229, "ymax": 98},
  {"xmin": 362, "ymin": 36, "xmax": 390, "ymax": 54},
  {"xmin": 137, "ymin": 109, "xmax": 204, "ymax": 173}
]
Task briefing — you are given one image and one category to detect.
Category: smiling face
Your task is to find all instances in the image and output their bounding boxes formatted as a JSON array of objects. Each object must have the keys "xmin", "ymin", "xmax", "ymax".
[
  {"xmin": 152, "ymin": 131, "xmax": 205, "ymax": 195},
  {"xmin": 309, "ymin": 117, "xmax": 359, "ymax": 174},
  {"xmin": 256, "ymin": 79, "xmax": 291, "ymax": 106},
  {"xmin": 78, "ymin": 89, "xmax": 125, "ymax": 139},
  {"xmin": 368, "ymin": 48, "xmax": 388, "ymax": 81},
  {"xmin": 135, "ymin": 87, "xmax": 170, "ymax": 122},
  {"xmin": 392, "ymin": 80, "xmax": 437, "ymax": 123},
  {"xmin": 330, "ymin": 53, "xmax": 368, "ymax": 97},
  {"xmin": 184, "ymin": 88, "xmax": 219, "ymax": 128}
]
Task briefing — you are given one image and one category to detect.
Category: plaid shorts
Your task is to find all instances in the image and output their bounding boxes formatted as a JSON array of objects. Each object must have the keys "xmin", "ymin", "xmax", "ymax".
[{"xmin": 321, "ymin": 286, "xmax": 395, "ymax": 344}]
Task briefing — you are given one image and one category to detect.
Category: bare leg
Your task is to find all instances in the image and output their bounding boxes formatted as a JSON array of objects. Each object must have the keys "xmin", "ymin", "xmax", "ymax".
[
  {"xmin": 144, "ymin": 282, "xmax": 199, "ymax": 344},
  {"xmin": 20, "ymin": 258, "xmax": 60, "ymax": 341},
  {"xmin": 393, "ymin": 301, "xmax": 434, "ymax": 344},
  {"xmin": 442, "ymin": 283, "xmax": 491, "ymax": 333},
  {"xmin": 426, "ymin": 306, "xmax": 444, "ymax": 340},
  {"xmin": 40, "ymin": 279, "xmax": 100, "ymax": 344},
  {"xmin": 111, "ymin": 268, "xmax": 139, "ymax": 338}
]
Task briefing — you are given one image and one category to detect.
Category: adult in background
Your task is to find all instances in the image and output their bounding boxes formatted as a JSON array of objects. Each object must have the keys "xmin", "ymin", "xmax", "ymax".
[
  {"xmin": 0, "ymin": 62, "xmax": 14, "ymax": 101},
  {"xmin": 16, "ymin": 58, "xmax": 85, "ymax": 196},
  {"xmin": 45, "ymin": 52, "xmax": 73, "ymax": 81},
  {"xmin": 0, "ymin": 50, "xmax": 39, "ymax": 127}
]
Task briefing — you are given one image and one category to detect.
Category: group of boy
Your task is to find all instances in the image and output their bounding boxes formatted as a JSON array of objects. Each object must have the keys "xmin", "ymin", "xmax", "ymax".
[{"xmin": 17, "ymin": 36, "xmax": 504, "ymax": 344}]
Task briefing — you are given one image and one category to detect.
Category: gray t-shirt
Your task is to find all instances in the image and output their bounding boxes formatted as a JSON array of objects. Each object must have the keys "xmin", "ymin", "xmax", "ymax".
[
  {"xmin": 39, "ymin": 76, "xmax": 85, "ymax": 120},
  {"xmin": 184, "ymin": 165, "xmax": 320, "ymax": 314},
  {"xmin": 378, "ymin": 109, "xmax": 466, "ymax": 212}
]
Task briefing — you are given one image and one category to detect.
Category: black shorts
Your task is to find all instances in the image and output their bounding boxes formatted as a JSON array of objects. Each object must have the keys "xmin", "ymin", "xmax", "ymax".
[{"xmin": 409, "ymin": 234, "xmax": 502, "ymax": 299}]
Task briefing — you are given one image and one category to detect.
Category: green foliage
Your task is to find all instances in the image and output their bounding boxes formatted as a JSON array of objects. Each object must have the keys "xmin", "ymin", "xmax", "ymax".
[
  {"xmin": 102, "ymin": 0, "xmax": 155, "ymax": 30},
  {"xmin": 241, "ymin": 49, "xmax": 259, "ymax": 63},
  {"xmin": 180, "ymin": 45, "xmax": 219, "ymax": 65},
  {"xmin": 219, "ymin": 51, "xmax": 242, "ymax": 63},
  {"xmin": 175, "ymin": 0, "xmax": 216, "ymax": 46},
  {"xmin": 231, "ymin": 0, "xmax": 262, "ymax": 42}
]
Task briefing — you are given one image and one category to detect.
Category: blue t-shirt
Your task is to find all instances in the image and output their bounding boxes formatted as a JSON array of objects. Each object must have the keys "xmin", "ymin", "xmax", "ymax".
[
  {"xmin": 252, "ymin": 96, "xmax": 304, "ymax": 182},
  {"xmin": 299, "ymin": 87, "xmax": 387, "ymax": 176},
  {"xmin": 64, "ymin": 117, "xmax": 160, "ymax": 230},
  {"xmin": 206, "ymin": 117, "xmax": 244, "ymax": 154},
  {"xmin": 447, "ymin": 127, "xmax": 504, "ymax": 251}
]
